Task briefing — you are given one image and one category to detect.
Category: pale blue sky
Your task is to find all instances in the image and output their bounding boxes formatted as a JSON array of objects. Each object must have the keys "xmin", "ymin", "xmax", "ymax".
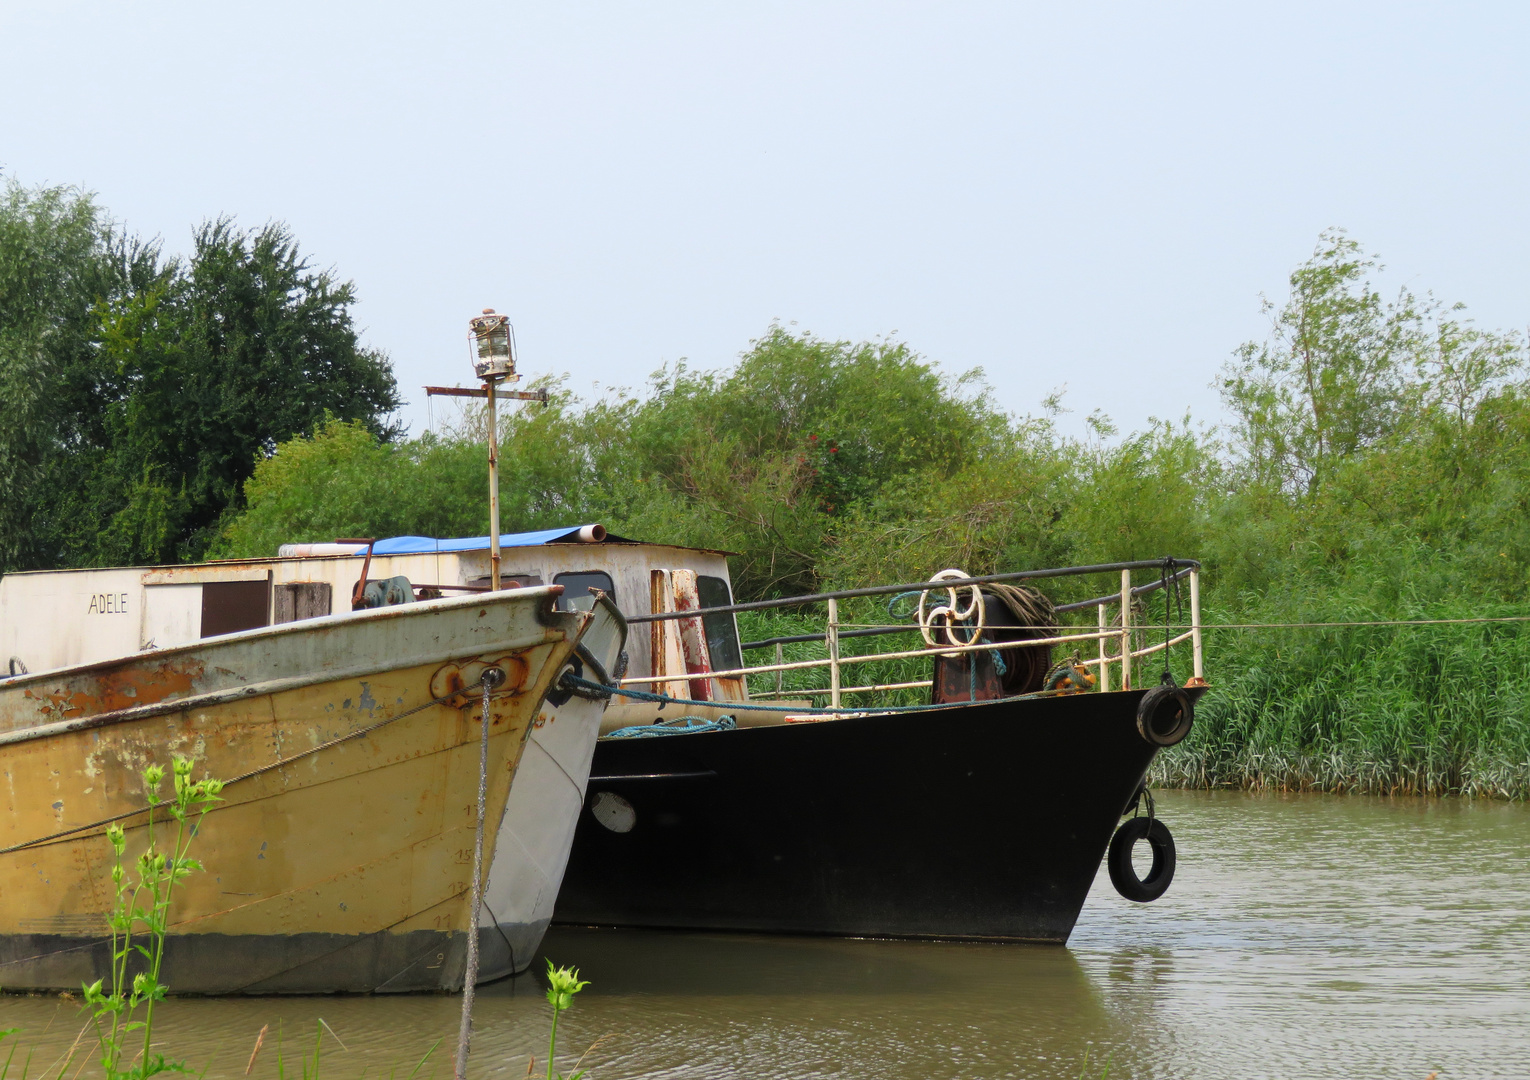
[{"xmin": 3, "ymin": 1, "xmax": 1526, "ymax": 439}]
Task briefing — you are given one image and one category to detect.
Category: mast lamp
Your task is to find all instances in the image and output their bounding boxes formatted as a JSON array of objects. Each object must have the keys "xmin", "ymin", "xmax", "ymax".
[{"xmin": 469, "ymin": 309, "xmax": 516, "ymax": 381}]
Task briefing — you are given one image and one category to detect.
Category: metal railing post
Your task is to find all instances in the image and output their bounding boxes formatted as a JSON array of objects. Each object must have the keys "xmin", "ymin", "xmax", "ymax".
[
  {"xmin": 1119, "ymin": 569, "xmax": 1132, "ymax": 691},
  {"xmin": 775, "ymin": 642, "xmax": 784, "ymax": 696},
  {"xmin": 1189, "ymin": 567, "xmax": 1204, "ymax": 681},
  {"xmin": 1097, "ymin": 601, "xmax": 1110, "ymax": 693},
  {"xmin": 827, "ymin": 598, "xmax": 841, "ymax": 709}
]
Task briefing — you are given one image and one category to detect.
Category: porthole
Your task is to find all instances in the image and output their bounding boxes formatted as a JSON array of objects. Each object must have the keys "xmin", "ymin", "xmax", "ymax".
[{"xmin": 590, "ymin": 791, "xmax": 636, "ymax": 833}]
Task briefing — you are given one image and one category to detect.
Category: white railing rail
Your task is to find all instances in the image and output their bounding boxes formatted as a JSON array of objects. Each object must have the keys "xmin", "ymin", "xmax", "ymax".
[{"xmin": 623, "ymin": 559, "xmax": 1204, "ymax": 703}]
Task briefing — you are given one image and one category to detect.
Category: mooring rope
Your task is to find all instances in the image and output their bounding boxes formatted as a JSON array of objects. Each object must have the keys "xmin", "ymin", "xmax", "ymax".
[{"xmin": 456, "ymin": 667, "xmax": 503, "ymax": 1079}]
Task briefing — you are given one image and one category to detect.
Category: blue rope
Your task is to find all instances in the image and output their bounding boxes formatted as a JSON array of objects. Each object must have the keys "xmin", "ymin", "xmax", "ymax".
[
  {"xmin": 606, "ymin": 715, "xmax": 738, "ymax": 738},
  {"xmin": 559, "ymin": 672, "xmax": 1078, "ymax": 715}
]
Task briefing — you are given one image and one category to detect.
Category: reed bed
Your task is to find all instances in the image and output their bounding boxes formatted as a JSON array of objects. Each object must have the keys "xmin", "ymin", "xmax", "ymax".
[
  {"xmin": 738, "ymin": 592, "xmax": 1530, "ymax": 800},
  {"xmin": 1156, "ymin": 598, "xmax": 1530, "ymax": 799}
]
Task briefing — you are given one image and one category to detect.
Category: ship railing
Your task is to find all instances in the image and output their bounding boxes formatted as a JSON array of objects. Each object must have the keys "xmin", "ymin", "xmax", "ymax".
[{"xmin": 622, "ymin": 558, "xmax": 1203, "ymax": 707}]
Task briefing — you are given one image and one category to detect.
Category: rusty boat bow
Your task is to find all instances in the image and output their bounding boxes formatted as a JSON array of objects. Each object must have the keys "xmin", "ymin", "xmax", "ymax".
[{"xmin": 0, "ymin": 586, "xmax": 593, "ymax": 994}]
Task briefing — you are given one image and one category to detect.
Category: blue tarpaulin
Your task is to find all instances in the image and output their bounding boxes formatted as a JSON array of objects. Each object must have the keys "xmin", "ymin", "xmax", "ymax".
[{"xmin": 361, "ymin": 526, "xmax": 602, "ymax": 555}]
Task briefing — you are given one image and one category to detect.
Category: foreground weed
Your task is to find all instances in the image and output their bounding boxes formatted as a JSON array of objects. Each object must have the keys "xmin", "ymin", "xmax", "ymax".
[
  {"xmin": 1, "ymin": 1028, "xmax": 32, "ymax": 1080},
  {"xmin": 540, "ymin": 961, "xmax": 591, "ymax": 1080},
  {"xmin": 389, "ymin": 1039, "xmax": 440, "ymax": 1080},
  {"xmin": 81, "ymin": 757, "xmax": 223, "ymax": 1080},
  {"xmin": 246, "ymin": 1023, "xmax": 433, "ymax": 1080},
  {"xmin": 1077, "ymin": 1048, "xmax": 1112, "ymax": 1078}
]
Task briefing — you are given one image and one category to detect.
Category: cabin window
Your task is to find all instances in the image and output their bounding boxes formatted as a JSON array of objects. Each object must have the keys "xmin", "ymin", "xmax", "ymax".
[
  {"xmin": 200, "ymin": 580, "xmax": 270, "ymax": 637},
  {"xmin": 697, "ymin": 575, "xmax": 742, "ymax": 672},
  {"xmin": 554, "ymin": 571, "xmax": 616, "ymax": 612}
]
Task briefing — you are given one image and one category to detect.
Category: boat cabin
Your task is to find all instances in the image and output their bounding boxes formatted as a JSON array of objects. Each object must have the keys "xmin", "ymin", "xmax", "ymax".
[
  {"xmin": 0, "ymin": 526, "xmax": 747, "ymax": 709},
  {"xmin": 3, "ymin": 526, "xmax": 1207, "ymax": 739}
]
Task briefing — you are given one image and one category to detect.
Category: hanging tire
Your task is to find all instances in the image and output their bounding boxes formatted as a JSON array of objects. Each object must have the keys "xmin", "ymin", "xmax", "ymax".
[
  {"xmin": 1107, "ymin": 816, "xmax": 1176, "ymax": 902},
  {"xmin": 1136, "ymin": 683, "xmax": 1193, "ymax": 746}
]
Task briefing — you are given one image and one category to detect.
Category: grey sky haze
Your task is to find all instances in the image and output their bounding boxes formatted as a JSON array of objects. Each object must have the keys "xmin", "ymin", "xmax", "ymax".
[{"xmin": 3, "ymin": 1, "xmax": 1527, "ymax": 439}]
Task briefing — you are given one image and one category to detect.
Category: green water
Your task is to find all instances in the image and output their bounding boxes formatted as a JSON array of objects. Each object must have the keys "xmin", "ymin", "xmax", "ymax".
[{"xmin": 4, "ymin": 791, "xmax": 1528, "ymax": 1079}]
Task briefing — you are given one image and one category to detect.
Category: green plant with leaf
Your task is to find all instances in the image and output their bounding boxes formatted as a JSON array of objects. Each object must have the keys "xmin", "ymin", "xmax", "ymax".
[
  {"xmin": 541, "ymin": 961, "xmax": 591, "ymax": 1080},
  {"xmin": 1, "ymin": 1028, "xmax": 30, "ymax": 1080},
  {"xmin": 1076, "ymin": 1048, "xmax": 1113, "ymax": 1078},
  {"xmin": 80, "ymin": 757, "xmax": 223, "ymax": 1080}
]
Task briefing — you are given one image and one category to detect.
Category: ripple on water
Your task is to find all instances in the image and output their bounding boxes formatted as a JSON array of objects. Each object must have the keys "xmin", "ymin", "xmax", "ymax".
[{"xmin": 2, "ymin": 791, "xmax": 1527, "ymax": 1079}]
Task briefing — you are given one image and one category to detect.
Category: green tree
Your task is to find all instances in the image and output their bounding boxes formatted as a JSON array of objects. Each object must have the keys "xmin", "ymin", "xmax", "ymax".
[
  {"xmin": 212, "ymin": 384, "xmax": 597, "ymax": 559},
  {"xmin": 0, "ymin": 180, "xmax": 118, "ymax": 571},
  {"xmin": 1221, "ymin": 229, "xmax": 1422, "ymax": 493},
  {"xmin": 608, "ymin": 326, "xmax": 1002, "ymax": 595},
  {"xmin": 820, "ymin": 417, "xmax": 1071, "ymax": 588},
  {"xmin": 0, "ymin": 194, "xmax": 403, "ymax": 570},
  {"xmin": 1060, "ymin": 415, "xmax": 1219, "ymax": 570}
]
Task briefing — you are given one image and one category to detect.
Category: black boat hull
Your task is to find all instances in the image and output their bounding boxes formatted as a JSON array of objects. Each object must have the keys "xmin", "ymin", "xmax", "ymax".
[{"xmin": 554, "ymin": 687, "xmax": 1200, "ymax": 943}]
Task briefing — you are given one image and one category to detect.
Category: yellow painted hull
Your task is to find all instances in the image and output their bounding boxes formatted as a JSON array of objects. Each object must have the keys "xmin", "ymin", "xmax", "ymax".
[{"xmin": 0, "ymin": 587, "xmax": 587, "ymax": 993}]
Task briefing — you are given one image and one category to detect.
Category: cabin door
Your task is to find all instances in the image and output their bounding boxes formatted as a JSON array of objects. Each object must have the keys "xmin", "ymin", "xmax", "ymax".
[
  {"xmin": 141, "ymin": 584, "xmax": 201, "ymax": 651},
  {"xmin": 649, "ymin": 569, "xmax": 747, "ymax": 703},
  {"xmin": 140, "ymin": 574, "xmax": 272, "ymax": 650}
]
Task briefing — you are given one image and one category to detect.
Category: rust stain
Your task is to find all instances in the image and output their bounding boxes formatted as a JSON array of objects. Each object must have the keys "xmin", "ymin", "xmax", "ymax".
[
  {"xmin": 428, "ymin": 653, "xmax": 530, "ymax": 706},
  {"xmin": 27, "ymin": 658, "xmax": 205, "ymax": 719}
]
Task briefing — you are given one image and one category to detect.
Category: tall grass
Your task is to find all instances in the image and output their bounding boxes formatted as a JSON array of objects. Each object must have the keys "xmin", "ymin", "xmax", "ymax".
[
  {"xmin": 739, "ymin": 588, "xmax": 1530, "ymax": 799},
  {"xmin": 1157, "ymin": 597, "xmax": 1530, "ymax": 798}
]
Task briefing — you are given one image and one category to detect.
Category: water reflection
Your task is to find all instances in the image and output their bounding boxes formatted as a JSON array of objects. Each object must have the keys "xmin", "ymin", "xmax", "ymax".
[
  {"xmin": 3, "ymin": 791, "xmax": 1527, "ymax": 1079},
  {"xmin": 508, "ymin": 928, "xmax": 1127, "ymax": 1080}
]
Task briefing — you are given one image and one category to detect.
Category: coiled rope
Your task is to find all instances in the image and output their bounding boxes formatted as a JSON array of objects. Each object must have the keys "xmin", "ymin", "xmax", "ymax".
[{"xmin": 606, "ymin": 715, "xmax": 739, "ymax": 738}]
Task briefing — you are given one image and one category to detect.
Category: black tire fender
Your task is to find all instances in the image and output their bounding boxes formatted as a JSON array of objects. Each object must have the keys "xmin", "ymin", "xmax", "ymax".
[
  {"xmin": 1136, "ymin": 682, "xmax": 1194, "ymax": 746},
  {"xmin": 1107, "ymin": 816, "xmax": 1176, "ymax": 903}
]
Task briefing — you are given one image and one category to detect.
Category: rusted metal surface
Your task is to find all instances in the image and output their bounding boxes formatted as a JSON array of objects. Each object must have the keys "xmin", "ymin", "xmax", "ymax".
[
  {"xmin": 16, "ymin": 655, "xmax": 204, "ymax": 723},
  {"xmin": 430, "ymin": 654, "xmax": 532, "ymax": 704},
  {"xmin": 345, "ymin": 538, "xmax": 376, "ymax": 608},
  {"xmin": 0, "ymin": 587, "xmax": 598, "ymax": 993},
  {"xmin": 670, "ymin": 570, "xmax": 715, "ymax": 702},
  {"xmin": 930, "ymin": 648, "xmax": 1004, "ymax": 703},
  {"xmin": 423, "ymin": 385, "xmax": 549, "ymax": 403},
  {"xmin": 648, "ymin": 570, "xmax": 688, "ymax": 702}
]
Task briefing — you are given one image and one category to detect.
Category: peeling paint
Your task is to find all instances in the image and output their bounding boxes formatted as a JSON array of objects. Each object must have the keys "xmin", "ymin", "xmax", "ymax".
[{"xmin": 0, "ymin": 585, "xmax": 599, "ymax": 993}]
